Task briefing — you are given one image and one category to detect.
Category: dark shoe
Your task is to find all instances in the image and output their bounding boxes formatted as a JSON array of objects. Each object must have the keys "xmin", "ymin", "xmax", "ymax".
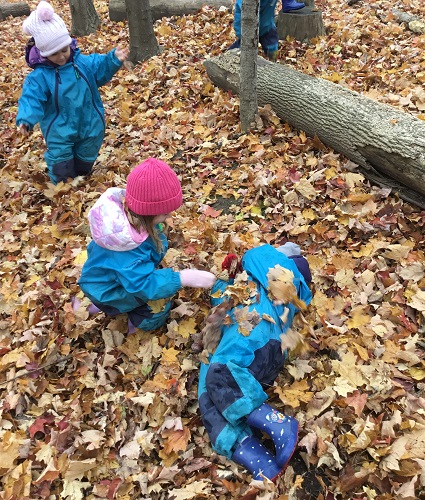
[
  {"xmin": 232, "ymin": 435, "xmax": 282, "ymax": 481},
  {"xmin": 282, "ymin": 0, "xmax": 305, "ymax": 12},
  {"xmin": 51, "ymin": 158, "xmax": 76, "ymax": 184},
  {"xmin": 266, "ymin": 50, "xmax": 278, "ymax": 62},
  {"xmin": 228, "ymin": 39, "xmax": 241, "ymax": 51},
  {"xmin": 74, "ymin": 158, "xmax": 94, "ymax": 176},
  {"xmin": 247, "ymin": 403, "xmax": 299, "ymax": 468}
]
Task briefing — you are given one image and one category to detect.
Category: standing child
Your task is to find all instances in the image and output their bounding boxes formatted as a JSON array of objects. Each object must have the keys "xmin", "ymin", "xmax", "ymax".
[
  {"xmin": 228, "ymin": 0, "xmax": 305, "ymax": 61},
  {"xmin": 78, "ymin": 158, "xmax": 217, "ymax": 332},
  {"xmin": 16, "ymin": 1, "xmax": 129, "ymax": 184},
  {"xmin": 197, "ymin": 243, "xmax": 312, "ymax": 481}
]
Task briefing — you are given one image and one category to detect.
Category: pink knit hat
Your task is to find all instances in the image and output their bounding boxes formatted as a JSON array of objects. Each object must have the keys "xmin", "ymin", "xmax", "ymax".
[
  {"xmin": 23, "ymin": 1, "xmax": 72, "ymax": 57},
  {"xmin": 126, "ymin": 158, "xmax": 183, "ymax": 215}
]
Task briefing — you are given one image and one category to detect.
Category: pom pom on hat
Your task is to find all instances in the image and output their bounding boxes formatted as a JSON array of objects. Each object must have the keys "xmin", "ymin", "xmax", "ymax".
[
  {"xmin": 23, "ymin": 1, "xmax": 72, "ymax": 57},
  {"xmin": 126, "ymin": 158, "xmax": 183, "ymax": 216},
  {"xmin": 37, "ymin": 1, "xmax": 54, "ymax": 21}
]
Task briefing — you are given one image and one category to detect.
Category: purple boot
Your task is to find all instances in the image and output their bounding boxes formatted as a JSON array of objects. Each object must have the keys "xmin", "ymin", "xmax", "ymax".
[
  {"xmin": 247, "ymin": 403, "xmax": 299, "ymax": 468},
  {"xmin": 232, "ymin": 435, "xmax": 282, "ymax": 481},
  {"xmin": 282, "ymin": 0, "xmax": 305, "ymax": 12}
]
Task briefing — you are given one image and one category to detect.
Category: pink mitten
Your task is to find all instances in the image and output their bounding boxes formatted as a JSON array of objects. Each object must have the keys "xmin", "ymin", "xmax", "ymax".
[{"xmin": 180, "ymin": 269, "xmax": 216, "ymax": 288}]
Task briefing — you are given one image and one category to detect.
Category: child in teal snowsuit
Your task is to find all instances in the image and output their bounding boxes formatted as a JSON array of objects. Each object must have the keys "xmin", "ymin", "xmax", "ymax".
[
  {"xmin": 16, "ymin": 1, "xmax": 129, "ymax": 184},
  {"xmin": 78, "ymin": 158, "xmax": 216, "ymax": 332},
  {"xmin": 198, "ymin": 243, "xmax": 312, "ymax": 481},
  {"xmin": 229, "ymin": 0, "xmax": 305, "ymax": 61}
]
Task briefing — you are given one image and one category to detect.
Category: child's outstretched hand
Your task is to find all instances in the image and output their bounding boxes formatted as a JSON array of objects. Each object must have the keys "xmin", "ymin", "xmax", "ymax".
[
  {"xmin": 180, "ymin": 269, "xmax": 216, "ymax": 289},
  {"xmin": 115, "ymin": 46, "xmax": 129, "ymax": 62}
]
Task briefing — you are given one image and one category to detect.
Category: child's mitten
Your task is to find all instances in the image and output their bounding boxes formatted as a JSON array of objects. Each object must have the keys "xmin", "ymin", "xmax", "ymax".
[{"xmin": 180, "ymin": 269, "xmax": 216, "ymax": 288}]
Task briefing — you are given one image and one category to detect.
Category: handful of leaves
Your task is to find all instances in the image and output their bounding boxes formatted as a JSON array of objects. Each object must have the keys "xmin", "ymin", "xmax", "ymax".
[
  {"xmin": 267, "ymin": 265, "xmax": 307, "ymax": 311},
  {"xmin": 191, "ymin": 300, "xmax": 234, "ymax": 356}
]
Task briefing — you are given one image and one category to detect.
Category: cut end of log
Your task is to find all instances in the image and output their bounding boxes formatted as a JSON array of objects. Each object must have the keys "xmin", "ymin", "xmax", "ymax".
[{"xmin": 0, "ymin": 2, "xmax": 30, "ymax": 20}]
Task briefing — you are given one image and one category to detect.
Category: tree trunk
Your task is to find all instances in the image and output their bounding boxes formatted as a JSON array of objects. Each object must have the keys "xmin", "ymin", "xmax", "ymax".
[
  {"xmin": 277, "ymin": 1, "xmax": 325, "ymax": 43},
  {"xmin": 240, "ymin": 0, "xmax": 259, "ymax": 132},
  {"xmin": 0, "ymin": 2, "xmax": 30, "ymax": 20},
  {"xmin": 204, "ymin": 51, "xmax": 425, "ymax": 208},
  {"xmin": 68, "ymin": 0, "xmax": 100, "ymax": 37},
  {"xmin": 125, "ymin": 0, "xmax": 160, "ymax": 64},
  {"xmin": 109, "ymin": 0, "xmax": 233, "ymax": 22},
  {"xmin": 277, "ymin": 8, "xmax": 325, "ymax": 42}
]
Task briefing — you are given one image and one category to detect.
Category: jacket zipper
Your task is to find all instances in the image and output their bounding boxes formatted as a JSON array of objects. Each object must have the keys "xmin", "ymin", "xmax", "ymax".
[
  {"xmin": 77, "ymin": 65, "xmax": 106, "ymax": 130},
  {"xmin": 44, "ymin": 62, "xmax": 106, "ymax": 141},
  {"xmin": 45, "ymin": 68, "xmax": 61, "ymax": 140}
]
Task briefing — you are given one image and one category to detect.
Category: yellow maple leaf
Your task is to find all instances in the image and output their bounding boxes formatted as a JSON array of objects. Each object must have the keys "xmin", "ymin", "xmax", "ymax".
[
  {"xmin": 178, "ymin": 317, "xmax": 197, "ymax": 338},
  {"xmin": 346, "ymin": 307, "xmax": 371, "ymax": 329},
  {"xmin": 73, "ymin": 250, "xmax": 87, "ymax": 265},
  {"xmin": 162, "ymin": 427, "xmax": 191, "ymax": 455},
  {"xmin": 158, "ymin": 448, "xmax": 179, "ymax": 467},
  {"xmin": 161, "ymin": 347, "xmax": 179, "ymax": 364},
  {"xmin": 275, "ymin": 379, "xmax": 313, "ymax": 408},
  {"xmin": 0, "ymin": 430, "xmax": 21, "ymax": 472},
  {"xmin": 148, "ymin": 298, "xmax": 169, "ymax": 314},
  {"xmin": 408, "ymin": 367, "xmax": 425, "ymax": 380}
]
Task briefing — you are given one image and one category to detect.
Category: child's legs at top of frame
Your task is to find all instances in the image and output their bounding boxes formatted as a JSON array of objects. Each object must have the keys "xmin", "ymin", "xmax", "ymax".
[
  {"xmin": 233, "ymin": 0, "xmax": 242, "ymax": 39},
  {"xmin": 228, "ymin": 38, "xmax": 241, "ymax": 50},
  {"xmin": 73, "ymin": 158, "xmax": 94, "ymax": 177},
  {"xmin": 259, "ymin": 27, "xmax": 279, "ymax": 55}
]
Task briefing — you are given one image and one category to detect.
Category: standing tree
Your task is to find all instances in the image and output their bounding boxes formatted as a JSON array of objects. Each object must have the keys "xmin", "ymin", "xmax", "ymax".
[
  {"xmin": 125, "ymin": 0, "xmax": 160, "ymax": 64},
  {"xmin": 68, "ymin": 0, "xmax": 100, "ymax": 37},
  {"xmin": 239, "ymin": 0, "xmax": 259, "ymax": 132}
]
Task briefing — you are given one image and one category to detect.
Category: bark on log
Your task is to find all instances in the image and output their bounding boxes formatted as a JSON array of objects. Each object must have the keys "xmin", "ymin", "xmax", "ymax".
[
  {"xmin": 204, "ymin": 51, "xmax": 425, "ymax": 208},
  {"xmin": 109, "ymin": 0, "xmax": 233, "ymax": 22},
  {"xmin": 389, "ymin": 9, "xmax": 425, "ymax": 34},
  {"xmin": 0, "ymin": 2, "xmax": 30, "ymax": 20},
  {"xmin": 374, "ymin": 7, "xmax": 425, "ymax": 34}
]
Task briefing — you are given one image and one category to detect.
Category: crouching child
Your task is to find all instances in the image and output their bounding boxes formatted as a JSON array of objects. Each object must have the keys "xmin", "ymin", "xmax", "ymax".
[{"xmin": 196, "ymin": 243, "xmax": 312, "ymax": 481}]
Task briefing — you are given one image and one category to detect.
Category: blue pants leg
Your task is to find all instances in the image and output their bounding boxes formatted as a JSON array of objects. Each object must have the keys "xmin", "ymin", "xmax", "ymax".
[
  {"xmin": 198, "ymin": 363, "xmax": 252, "ymax": 458},
  {"xmin": 260, "ymin": 28, "xmax": 279, "ymax": 54}
]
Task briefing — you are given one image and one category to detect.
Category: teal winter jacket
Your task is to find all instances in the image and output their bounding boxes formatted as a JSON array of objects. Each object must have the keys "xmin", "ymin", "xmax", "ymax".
[
  {"xmin": 78, "ymin": 188, "xmax": 183, "ymax": 330},
  {"xmin": 16, "ymin": 41, "xmax": 122, "ymax": 151}
]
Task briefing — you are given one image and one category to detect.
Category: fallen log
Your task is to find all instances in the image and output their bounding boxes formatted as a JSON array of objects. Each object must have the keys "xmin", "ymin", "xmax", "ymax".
[
  {"xmin": 373, "ymin": 7, "xmax": 425, "ymax": 34},
  {"xmin": 204, "ymin": 50, "xmax": 425, "ymax": 208},
  {"xmin": 389, "ymin": 9, "xmax": 425, "ymax": 34},
  {"xmin": 109, "ymin": 0, "xmax": 233, "ymax": 22},
  {"xmin": 0, "ymin": 2, "xmax": 30, "ymax": 20}
]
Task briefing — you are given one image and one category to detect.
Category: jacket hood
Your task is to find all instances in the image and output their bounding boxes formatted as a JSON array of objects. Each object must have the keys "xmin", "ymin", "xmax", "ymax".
[
  {"xmin": 25, "ymin": 37, "xmax": 78, "ymax": 68},
  {"xmin": 242, "ymin": 244, "xmax": 311, "ymax": 302},
  {"xmin": 88, "ymin": 187, "xmax": 149, "ymax": 251}
]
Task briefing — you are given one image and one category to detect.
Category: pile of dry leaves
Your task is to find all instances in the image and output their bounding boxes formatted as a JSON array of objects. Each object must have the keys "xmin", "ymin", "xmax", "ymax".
[{"xmin": 0, "ymin": 0, "xmax": 424, "ymax": 498}]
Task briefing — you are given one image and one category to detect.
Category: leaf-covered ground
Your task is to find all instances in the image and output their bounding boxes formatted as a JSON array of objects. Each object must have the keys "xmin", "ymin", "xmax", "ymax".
[{"xmin": 1, "ymin": 0, "xmax": 425, "ymax": 499}]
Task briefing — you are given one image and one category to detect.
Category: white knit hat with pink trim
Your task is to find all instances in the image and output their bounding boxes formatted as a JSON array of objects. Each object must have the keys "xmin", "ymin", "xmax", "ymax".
[{"xmin": 23, "ymin": 1, "xmax": 72, "ymax": 57}]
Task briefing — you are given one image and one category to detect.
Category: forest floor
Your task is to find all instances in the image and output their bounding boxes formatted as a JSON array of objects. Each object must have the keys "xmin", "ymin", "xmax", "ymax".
[{"xmin": 0, "ymin": 0, "xmax": 425, "ymax": 499}]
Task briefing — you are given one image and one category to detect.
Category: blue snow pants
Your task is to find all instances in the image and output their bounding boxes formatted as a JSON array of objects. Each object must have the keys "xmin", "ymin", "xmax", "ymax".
[{"xmin": 198, "ymin": 246, "xmax": 312, "ymax": 458}]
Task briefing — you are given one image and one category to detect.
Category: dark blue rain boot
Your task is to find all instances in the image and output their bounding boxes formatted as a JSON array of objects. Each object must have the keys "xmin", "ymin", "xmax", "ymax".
[
  {"xmin": 247, "ymin": 403, "xmax": 299, "ymax": 468},
  {"xmin": 282, "ymin": 0, "xmax": 305, "ymax": 12},
  {"xmin": 231, "ymin": 435, "xmax": 282, "ymax": 482}
]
